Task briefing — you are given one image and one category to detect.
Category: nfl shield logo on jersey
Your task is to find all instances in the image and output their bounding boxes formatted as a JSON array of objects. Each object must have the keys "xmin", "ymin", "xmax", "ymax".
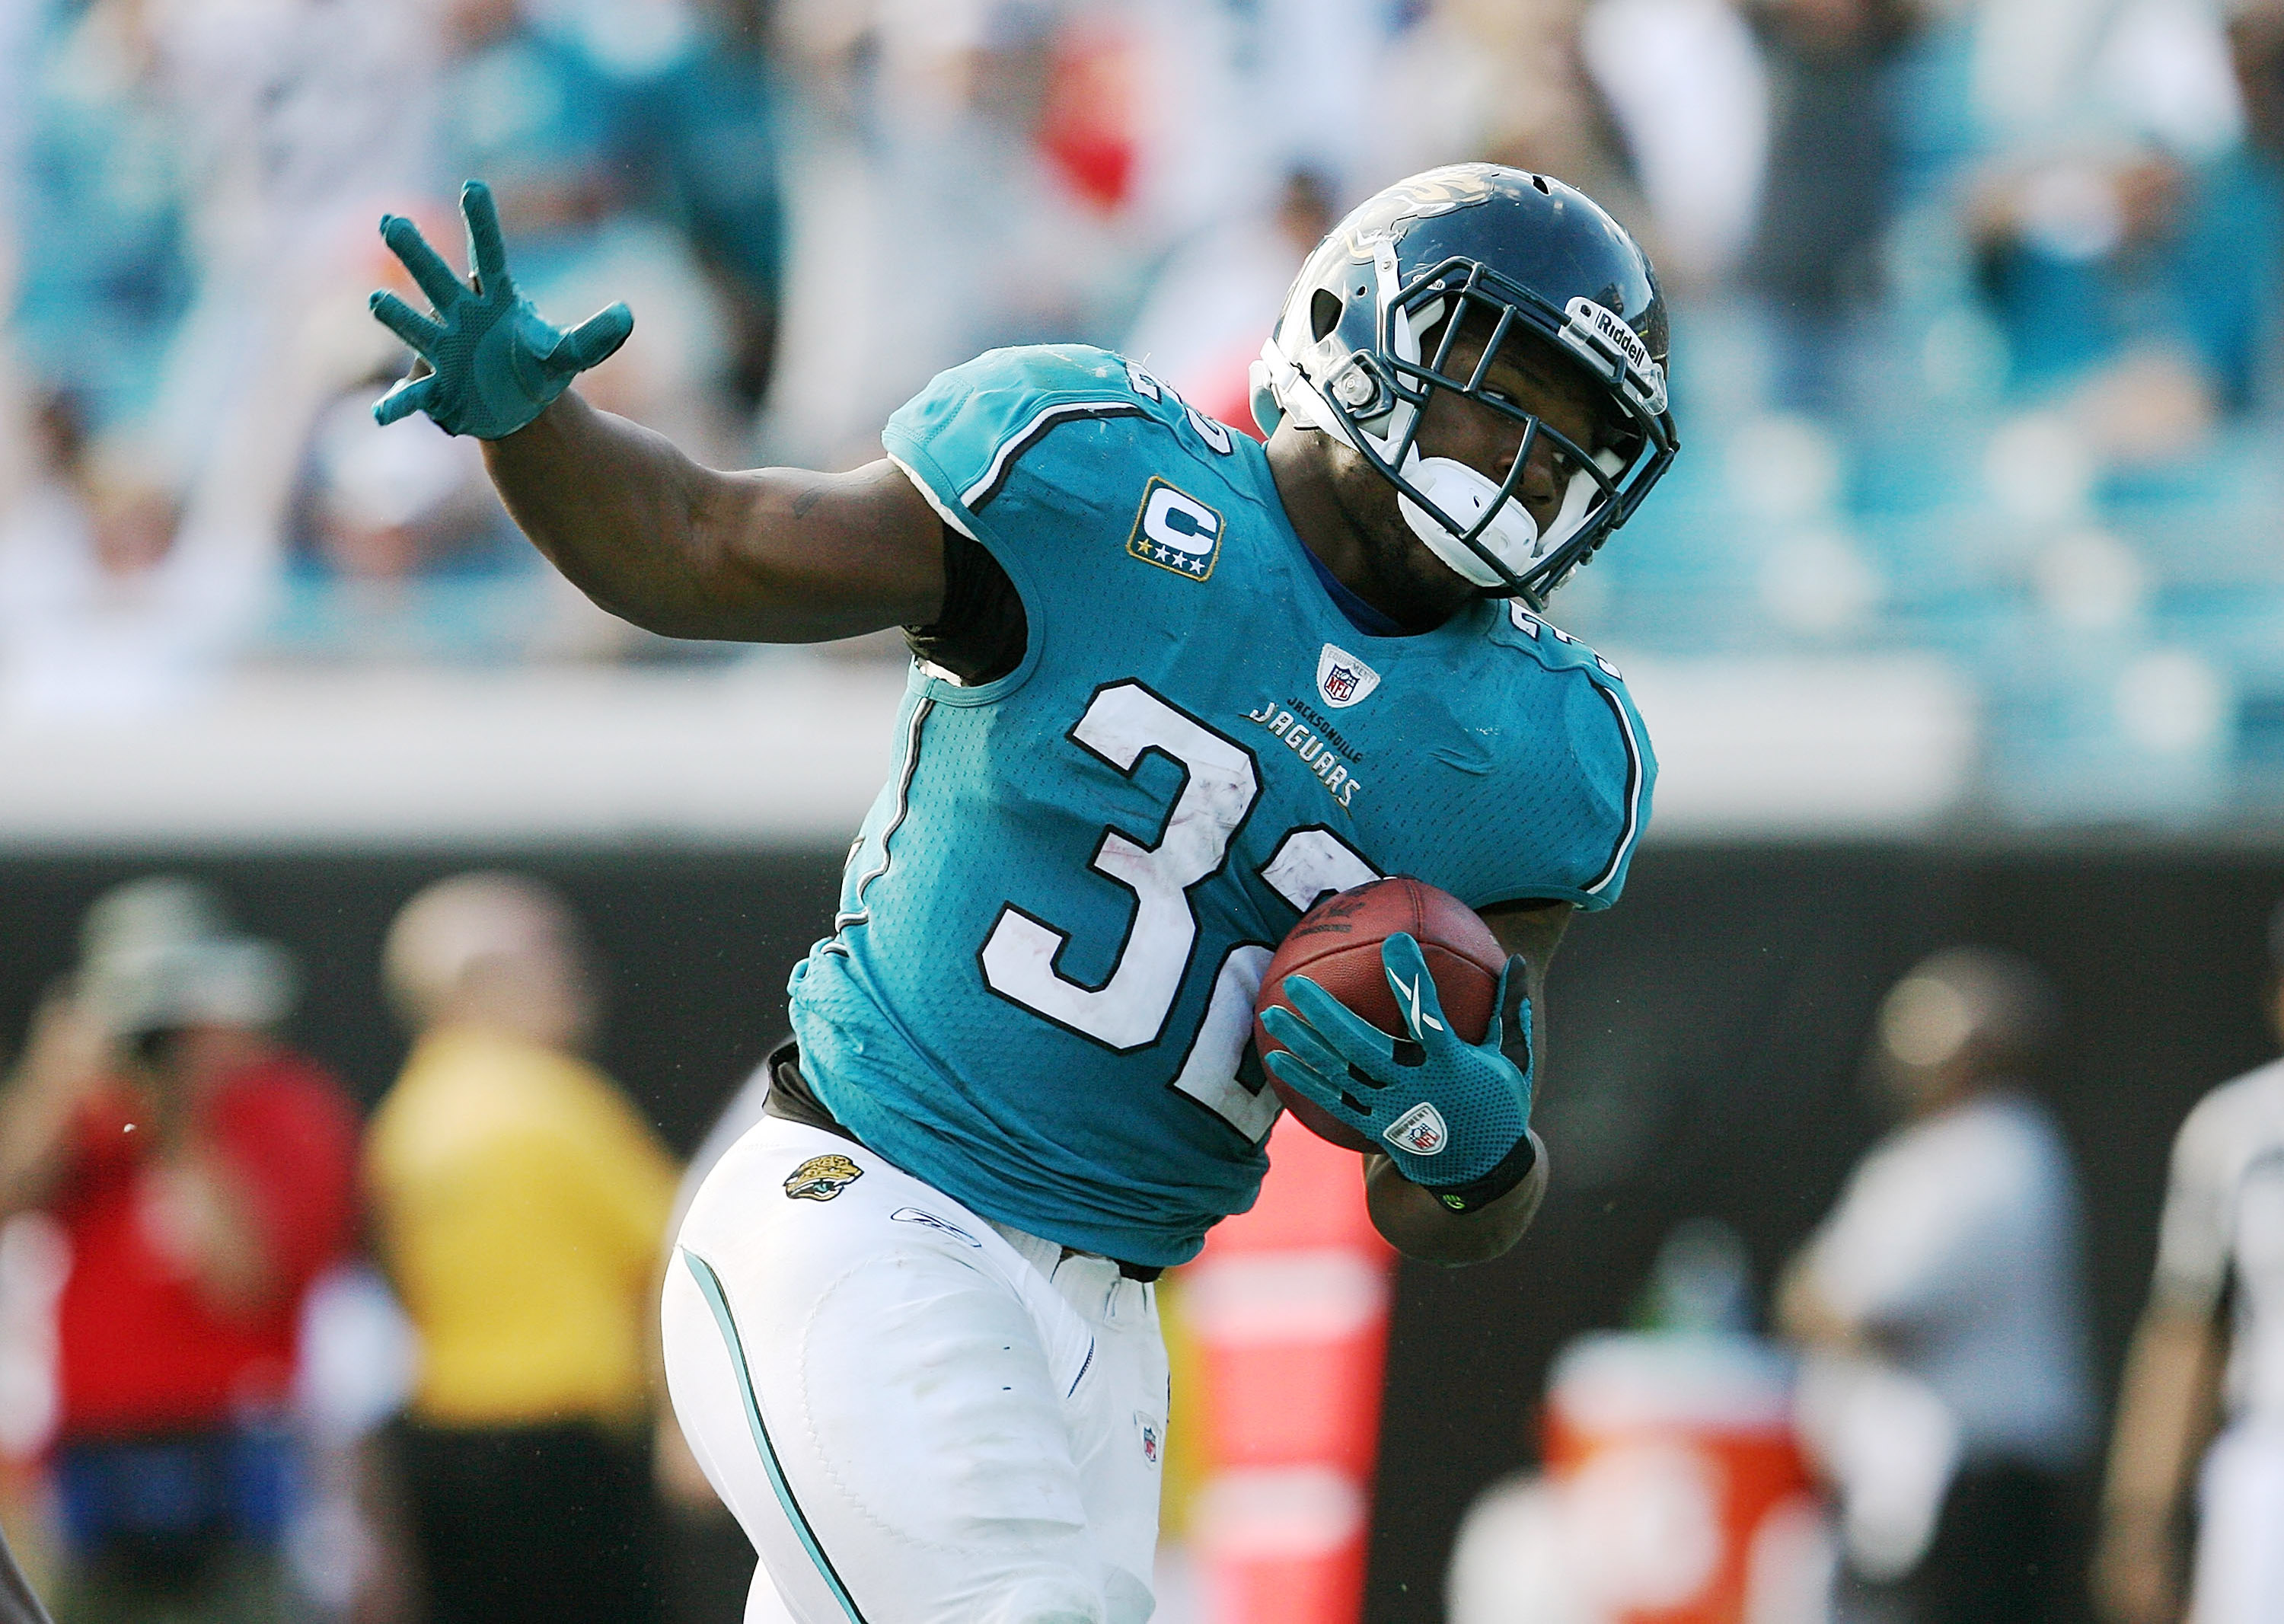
[
  {"xmin": 1316, "ymin": 644, "xmax": 1381, "ymax": 709},
  {"xmin": 1134, "ymin": 1412, "xmax": 1162, "ymax": 1466},
  {"xmin": 1385, "ymin": 1102, "xmax": 1449, "ymax": 1155}
]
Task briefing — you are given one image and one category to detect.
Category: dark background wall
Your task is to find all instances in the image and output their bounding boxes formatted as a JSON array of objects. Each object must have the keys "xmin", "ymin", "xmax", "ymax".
[{"xmin": 3, "ymin": 842, "xmax": 2277, "ymax": 1622}]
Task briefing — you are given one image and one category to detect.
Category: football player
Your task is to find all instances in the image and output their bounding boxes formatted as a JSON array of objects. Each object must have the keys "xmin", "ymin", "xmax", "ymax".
[{"xmin": 368, "ymin": 164, "xmax": 1676, "ymax": 1624}]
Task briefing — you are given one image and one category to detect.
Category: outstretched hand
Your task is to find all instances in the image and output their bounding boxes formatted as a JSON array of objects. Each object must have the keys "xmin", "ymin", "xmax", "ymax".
[
  {"xmin": 1260, "ymin": 932, "xmax": 1538, "ymax": 1210},
  {"xmin": 368, "ymin": 180, "xmax": 632, "ymax": 440}
]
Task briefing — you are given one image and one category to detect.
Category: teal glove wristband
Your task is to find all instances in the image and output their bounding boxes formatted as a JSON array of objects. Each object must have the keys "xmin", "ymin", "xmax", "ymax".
[
  {"xmin": 368, "ymin": 180, "xmax": 633, "ymax": 439},
  {"xmin": 1261, "ymin": 932, "xmax": 1536, "ymax": 1206}
]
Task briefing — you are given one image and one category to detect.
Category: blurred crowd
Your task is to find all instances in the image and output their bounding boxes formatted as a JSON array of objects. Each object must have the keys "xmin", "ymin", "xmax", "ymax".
[
  {"xmin": 1451, "ymin": 930, "xmax": 2284, "ymax": 1624},
  {"xmin": 0, "ymin": 873, "xmax": 704, "ymax": 1624},
  {"xmin": 2, "ymin": 0, "xmax": 2283, "ymax": 815},
  {"xmin": 8, "ymin": 873, "xmax": 2284, "ymax": 1624}
]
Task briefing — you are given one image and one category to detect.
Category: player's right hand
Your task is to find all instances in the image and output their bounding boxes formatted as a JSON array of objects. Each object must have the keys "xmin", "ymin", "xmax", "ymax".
[
  {"xmin": 367, "ymin": 180, "xmax": 633, "ymax": 440},
  {"xmin": 1260, "ymin": 932, "xmax": 1539, "ymax": 1211}
]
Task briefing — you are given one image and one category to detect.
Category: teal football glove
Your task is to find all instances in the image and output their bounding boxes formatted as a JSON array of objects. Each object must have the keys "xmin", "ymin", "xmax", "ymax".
[
  {"xmin": 1260, "ymin": 932, "xmax": 1539, "ymax": 1211},
  {"xmin": 367, "ymin": 180, "xmax": 632, "ymax": 439}
]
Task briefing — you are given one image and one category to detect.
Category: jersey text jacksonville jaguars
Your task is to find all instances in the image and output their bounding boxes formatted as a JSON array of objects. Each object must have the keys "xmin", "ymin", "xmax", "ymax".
[{"xmin": 787, "ymin": 344, "xmax": 1654, "ymax": 1267}]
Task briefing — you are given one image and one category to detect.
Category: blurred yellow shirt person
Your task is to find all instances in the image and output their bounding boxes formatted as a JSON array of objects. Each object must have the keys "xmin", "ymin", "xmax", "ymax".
[
  {"xmin": 365, "ymin": 1023, "xmax": 677, "ymax": 1427},
  {"xmin": 365, "ymin": 873, "xmax": 678, "ymax": 1624}
]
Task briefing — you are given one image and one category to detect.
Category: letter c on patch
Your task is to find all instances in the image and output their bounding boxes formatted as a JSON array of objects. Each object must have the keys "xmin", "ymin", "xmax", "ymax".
[{"xmin": 1144, "ymin": 487, "xmax": 1221, "ymax": 556}]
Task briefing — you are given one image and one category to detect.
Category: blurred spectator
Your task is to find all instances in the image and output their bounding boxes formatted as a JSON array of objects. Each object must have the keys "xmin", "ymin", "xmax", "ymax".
[
  {"xmin": 1121, "ymin": 166, "xmax": 1335, "ymax": 430},
  {"xmin": 1581, "ymin": 0, "xmax": 1770, "ymax": 290},
  {"xmin": 616, "ymin": 0, "xmax": 789, "ymax": 416},
  {"xmin": 431, "ymin": 0, "xmax": 623, "ymax": 276},
  {"xmin": 1740, "ymin": 0, "xmax": 1921, "ymax": 413},
  {"xmin": 1945, "ymin": 0, "xmax": 2264, "ymax": 430},
  {"xmin": 2093, "ymin": 898, "xmax": 2284, "ymax": 1624},
  {"xmin": 8, "ymin": 0, "xmax": 198, "ymax": 442},
  {"xmin": 1374, "ymin": 0, "xmax": 1648, "ymax": 217},
  {"xmin": 0, "ymin": 392, "xmax": 266, "ymax": 719},
  {"xmin": 1779, "ymin": 946, "xmax": 2091, "ymax": 1623},
  {"xmin": 0, "ymin": 878, "xmax": 359, "ymax": 1624},
  {"xmin": 365, "ymin": 873, "xmax": 678, "ymax": 1624},
  {"xmin": 417, "ymin": 0, "xmax": 758, "ymax": 461},
  {"xmin": 289, "ymin": 383, "xmax": 515, "ymax": 589},
  {"xmin": 756, "ymin": 0, "xmax": 1127, "ymax": 470}
]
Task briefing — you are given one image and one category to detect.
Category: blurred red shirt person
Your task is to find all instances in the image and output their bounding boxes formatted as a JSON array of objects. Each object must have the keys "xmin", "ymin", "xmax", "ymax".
[
  {"xmin": 0, "ymin": 878, "xmax": 357, "ymax": 1624},
  {"xmin": 49, "ymin": 1045, "xmax": 356, "ymax": 1435}
]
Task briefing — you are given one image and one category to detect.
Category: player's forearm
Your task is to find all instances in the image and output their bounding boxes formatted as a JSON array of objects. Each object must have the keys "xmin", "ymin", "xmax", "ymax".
[
  {"xmin": 481, "ymin": 392, "xmax": 771, "ymax": 638},
  {"xmin": 1364, "ymin": 1134, "xmax": 1548, "ymax": 1263},
  {"xmin": 2102, "ymin": 1306, "xmax": 2222, "ymax": 1523},
  {"xmin": 2094, "ymin": 1304, "xmax": 2220, "ymax": 1622},
  {"xmin": 482, "ymin": 395, "xmax": 941, "ymax": 643},
  {"xmin": 0, "ymin": 1077, "xmax": 77, "ymax": 1217}
]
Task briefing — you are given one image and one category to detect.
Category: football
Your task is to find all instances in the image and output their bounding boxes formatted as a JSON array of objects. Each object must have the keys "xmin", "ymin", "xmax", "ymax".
[{"xmin": 1252, "ymin": 876, "xmax": 1507, "ymax": 1153}]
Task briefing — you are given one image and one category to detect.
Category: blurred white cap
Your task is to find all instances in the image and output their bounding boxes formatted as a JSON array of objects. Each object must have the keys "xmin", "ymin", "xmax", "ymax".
[{"xmin": 77, "ymin": 876, "xmax": 298, "ymax": 1037}]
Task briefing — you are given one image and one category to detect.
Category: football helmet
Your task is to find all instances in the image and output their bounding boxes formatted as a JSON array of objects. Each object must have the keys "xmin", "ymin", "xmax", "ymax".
[{"xmin": 1253, "ymin": 164, "xmax": 1677, "ymax": 606}]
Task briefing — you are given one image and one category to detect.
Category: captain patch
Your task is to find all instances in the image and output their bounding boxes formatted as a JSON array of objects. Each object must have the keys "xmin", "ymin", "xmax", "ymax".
[{"xmin": 1126, "ymin": 478, "xmax": 1223, "ymax": 581}]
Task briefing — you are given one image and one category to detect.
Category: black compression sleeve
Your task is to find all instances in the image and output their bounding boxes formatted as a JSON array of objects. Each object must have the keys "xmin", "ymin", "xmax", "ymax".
[{"xmin": 903, "ymin": 526, "xmax": 1028, "ymax": 686}]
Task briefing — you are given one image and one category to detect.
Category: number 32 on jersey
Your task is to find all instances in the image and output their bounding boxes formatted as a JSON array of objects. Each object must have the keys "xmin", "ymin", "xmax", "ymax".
[{"xmin": 979, "ymin": 681, "xmax": 1378, "ymax": 1142}]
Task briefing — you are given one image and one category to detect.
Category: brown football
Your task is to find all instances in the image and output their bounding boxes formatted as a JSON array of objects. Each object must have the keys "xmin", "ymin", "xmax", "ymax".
[{"xmin": 1252, "ymin": 876, "xmax": 1507, "ymax": 1153}]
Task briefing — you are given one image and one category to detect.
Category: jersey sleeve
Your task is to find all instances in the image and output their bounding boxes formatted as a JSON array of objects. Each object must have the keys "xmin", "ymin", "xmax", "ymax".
[
  {"xmin": 1558, "ymin": 668, "xmax": 1654, "ymax": 910},
  {"xmin": 2151, "ymin": 1082, "xmax": 2243, "ymax": 1318},
  {"xmin": 1461, "ymin": 625, "xmax": 1656, "ymax": 912},
  {"xmin": 882, "ymin": 345, "xmax": 1155, "ymax": 595}
]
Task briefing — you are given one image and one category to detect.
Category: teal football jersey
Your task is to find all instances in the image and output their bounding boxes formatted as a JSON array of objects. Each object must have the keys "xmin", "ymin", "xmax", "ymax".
[{"xmin": 787, "ymin": 344, "xmax": 1654, "ymax": 1267}]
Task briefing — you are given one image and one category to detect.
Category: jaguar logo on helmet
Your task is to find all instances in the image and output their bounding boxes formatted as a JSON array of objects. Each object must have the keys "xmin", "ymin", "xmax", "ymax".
[
  {"xmin": 783, "ymin": 1153, "xmax": 864, "ymax": 1201},
  {"xmin": 1368, "ymin": 168, "xmax": 1502, "ymax": 226}
]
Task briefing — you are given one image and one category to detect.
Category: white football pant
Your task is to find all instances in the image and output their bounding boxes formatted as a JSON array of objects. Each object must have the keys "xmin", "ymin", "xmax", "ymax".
[
  {"xmin": 2191, "ymin": 1421, "xmax": 2284, "ymax": 1624},
  {"xmin": 662, "ymin": 1115, "xmax": 1168, "ymax": 1624}
]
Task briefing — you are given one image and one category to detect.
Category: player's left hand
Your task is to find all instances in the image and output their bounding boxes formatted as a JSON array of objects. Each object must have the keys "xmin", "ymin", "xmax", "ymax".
[
  {"xmin": 1261, "ymin": 933, "xmax": 1538, "ymax": 1211},
  {"xmin": 367, "ymin": 179, "xmax": 632, "ymax": 439}
]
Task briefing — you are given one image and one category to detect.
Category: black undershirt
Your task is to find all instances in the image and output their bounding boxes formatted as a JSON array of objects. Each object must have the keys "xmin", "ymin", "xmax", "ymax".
[{"xmin": 759, "ymin": 1039, "xmax": 859, "ymax": 1143}]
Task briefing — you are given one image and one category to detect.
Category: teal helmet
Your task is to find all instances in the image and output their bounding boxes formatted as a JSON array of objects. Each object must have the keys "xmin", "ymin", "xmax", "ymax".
[{"xmin": 1254, "ymin": 164, "xmax": 1678, "ymax": 607}]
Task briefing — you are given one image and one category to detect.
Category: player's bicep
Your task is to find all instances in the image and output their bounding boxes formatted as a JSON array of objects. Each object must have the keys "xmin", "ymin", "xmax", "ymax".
[{"xmin": 699, "ymin": 458, "xmax": 947, "ymax": 642}]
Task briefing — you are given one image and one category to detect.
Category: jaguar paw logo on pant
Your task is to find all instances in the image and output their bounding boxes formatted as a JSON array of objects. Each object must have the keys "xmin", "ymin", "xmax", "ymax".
[{"xmin": 783, "ymin": 1154, "xmax": 864, "ymax": 1201}]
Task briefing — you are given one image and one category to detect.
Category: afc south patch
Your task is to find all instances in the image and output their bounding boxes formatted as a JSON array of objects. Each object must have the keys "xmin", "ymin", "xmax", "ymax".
[
  {"xmin": 1125, "ymin": 477, "xmax": 1223, "ymax": 581},
  {"xmin": 783, "ymin": 1153, "xmax": 865, "ymax": 1201}
]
